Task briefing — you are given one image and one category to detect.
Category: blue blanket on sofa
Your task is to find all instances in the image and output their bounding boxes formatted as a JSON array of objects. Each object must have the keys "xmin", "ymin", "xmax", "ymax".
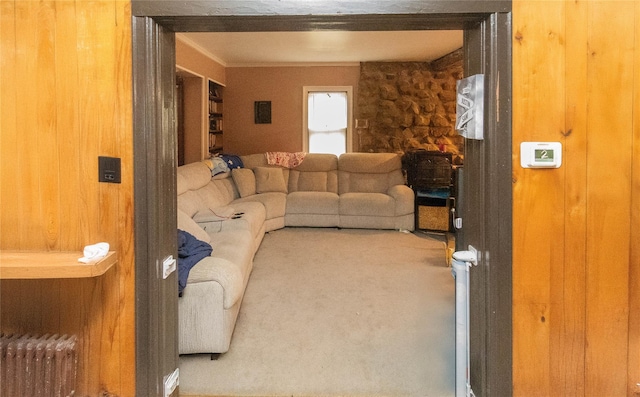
[{"xmin": 177, "ymin": 230, "xmax": 213, "ymax": 296}]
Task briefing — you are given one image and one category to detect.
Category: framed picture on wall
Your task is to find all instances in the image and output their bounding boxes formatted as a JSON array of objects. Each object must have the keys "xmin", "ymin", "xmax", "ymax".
[{"xmin": 254, "ymin": 101, "xmax": 271, "ymax": 124}]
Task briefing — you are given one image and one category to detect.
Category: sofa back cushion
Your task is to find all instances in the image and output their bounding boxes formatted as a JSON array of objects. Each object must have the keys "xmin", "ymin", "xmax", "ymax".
[
  {"xmin": 240, "ymin": 153, "xmax": 268, "ymax": 169},
  {"xmin": 196, "ymin": 178, "xmax": 238, "ymax": 209},
  {"xmin": 338, "ymin": 153, "xmax": 405, "ymax": 194},
  {"xmin": 288, "ymin": 153, "xmax": 338, "ymax": 193},
  {"xmin": 177, "ymin": 161, "xmax": 239, "ymax": 217},
  {"xmin": 255, "ymin": 167, "xmax": 288, "ymax": 193},
  {"xmin": 231, "ymin": 168, "xmax": 256, "ymax": 198},
  {"xmin": 240, "ymin": 153, "xmax": 290, "ymax": 188},
  {"xmin": 177, "ymin": 161, "xmax": 213, "ymax": 194}
]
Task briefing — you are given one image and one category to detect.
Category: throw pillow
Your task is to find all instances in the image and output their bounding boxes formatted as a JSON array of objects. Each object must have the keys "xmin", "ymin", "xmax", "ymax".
[
  {"xmin": 232, "ymin": 168, "xmax": 256, "ymax": 197},
  {"xmin": 255, "ymin": 166, "xmax": 288, "ymax": 193}
]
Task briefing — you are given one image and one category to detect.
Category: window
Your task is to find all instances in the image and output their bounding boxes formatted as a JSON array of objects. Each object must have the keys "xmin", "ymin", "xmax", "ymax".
[{"xmin": 303, "ymin": 86, "xmax": 353, "ymax": 156}]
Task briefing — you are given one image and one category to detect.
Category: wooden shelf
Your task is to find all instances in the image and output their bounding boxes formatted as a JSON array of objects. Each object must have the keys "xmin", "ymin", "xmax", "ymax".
[{"xmin": 0, "ymin": 250, "xmax": 117, "ymax": 279}]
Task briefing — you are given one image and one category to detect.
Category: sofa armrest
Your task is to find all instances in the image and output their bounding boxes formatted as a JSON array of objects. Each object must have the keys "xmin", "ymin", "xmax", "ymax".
[
  {"xmin": 387, "ymin": 185, "xmax": 415, "ymax": 215},
  {"xmin": 185, "ymin": 256, "xmax": 244, "ymax": 309}
]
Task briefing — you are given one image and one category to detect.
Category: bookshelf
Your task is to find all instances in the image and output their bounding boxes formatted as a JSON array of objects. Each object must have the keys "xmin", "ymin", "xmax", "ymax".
[{"xmin": 208, "ymin": 80, "xmax": 224, "ymax": 154}]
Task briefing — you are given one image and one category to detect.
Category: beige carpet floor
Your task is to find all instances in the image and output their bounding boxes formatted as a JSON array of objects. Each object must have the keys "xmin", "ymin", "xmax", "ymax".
[{"xmin": 179, "ymin": 228, "xmax": 455, "ymax": 397}]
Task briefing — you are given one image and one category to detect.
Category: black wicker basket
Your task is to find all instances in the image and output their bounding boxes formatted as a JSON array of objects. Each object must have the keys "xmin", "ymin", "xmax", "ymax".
[{"xmin": 403, "ymin": 150, "xmax": 453, "ymax": 189}]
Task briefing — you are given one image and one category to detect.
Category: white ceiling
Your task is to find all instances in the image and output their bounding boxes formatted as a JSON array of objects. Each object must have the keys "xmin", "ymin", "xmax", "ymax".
[{"xmin": 178, "ymin": 30, "xmax": 463, "ymax": 67}]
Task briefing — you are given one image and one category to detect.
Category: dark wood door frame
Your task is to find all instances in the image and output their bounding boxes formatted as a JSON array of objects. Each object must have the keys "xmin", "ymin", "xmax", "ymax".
[
  {"xmin": 462, "ymin": 12, "xmax": 513, "ymax": 396},
  {"xmin": 131, "ymin": 2, "xmax": 512, "ymax": 396},
  {"xmin": 132, "ymin": 16, "xmax": 179, "ymax": 396}
]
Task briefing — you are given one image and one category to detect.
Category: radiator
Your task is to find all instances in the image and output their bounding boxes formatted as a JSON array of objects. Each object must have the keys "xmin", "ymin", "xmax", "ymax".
[{"xmin": 0, "ymin": 333, "xmax": 78, "ymax": 397}]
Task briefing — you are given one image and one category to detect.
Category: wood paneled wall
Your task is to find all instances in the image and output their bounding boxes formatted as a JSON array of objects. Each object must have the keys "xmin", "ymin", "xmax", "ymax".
[
  {"xmin": 0, "ymin": 1, "xmax": 135, "ymax": 396},
  {"xmin": 2, "ymin": 1, "xmax": 639, "ymax": 396},
  {"xmin": 513, "ymin": 1, "xmax": 640, "ymax": 395}
]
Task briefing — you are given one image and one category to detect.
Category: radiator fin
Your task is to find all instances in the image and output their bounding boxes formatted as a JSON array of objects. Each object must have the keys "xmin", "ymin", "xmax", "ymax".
[{"xmin": 0, "ymin": 333, "xmax": 78, "ymax": 397}]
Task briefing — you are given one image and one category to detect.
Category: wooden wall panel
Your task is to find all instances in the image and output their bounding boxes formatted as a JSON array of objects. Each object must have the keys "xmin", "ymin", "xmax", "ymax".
[
  {"xmin": 55, "ymin": 0, "xmax": 83, "ymax": 250},
  {"xmin": 584, "ymin": 3, "xmax": 633, "ymax": 395},
  {"xmin": 557, "ymin": 1, "xmax": 588, "ymax": 395},
  {"xmin": 0, "ymin": 2, "xmax": 19, "ymax": 247},
  {"xmin": 0, "ymin": 1, "xmax": 134, "ymax": 396},
  {"xmin": 512, "ymin": 1, "xmax": 565, "ymax": 394},
  {"xmin": 3, "ymin": 1, "xmax": 638, "ymax": 396},
  {"xmin": 629, "ymin": 4, "xmax": 640, "ymax": 396},
  {"xmin": 513, "ymin": 1, "xmax": 639, "ymax": 396}
]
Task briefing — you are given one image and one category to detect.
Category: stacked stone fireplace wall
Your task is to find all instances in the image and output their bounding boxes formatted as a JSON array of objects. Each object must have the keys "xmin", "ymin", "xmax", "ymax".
[{"xmin": 356, "ymin": 49, "xmax": 464, "ymax": 164}]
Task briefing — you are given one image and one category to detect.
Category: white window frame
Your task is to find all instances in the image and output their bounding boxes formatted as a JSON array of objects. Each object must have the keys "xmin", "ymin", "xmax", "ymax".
[{"xmin": 302, "ymin": 86, "xmax": 353, "ymax": 154}]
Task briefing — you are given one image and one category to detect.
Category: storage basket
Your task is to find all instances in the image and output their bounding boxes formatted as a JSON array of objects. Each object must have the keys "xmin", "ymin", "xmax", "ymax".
[
  {"xmin": 403, "ymin": 150, "xmax": 453, "ymax": 189},
  {"xmin": 417, "ymin": 201, "xmax": 450, "ymax": 232}
]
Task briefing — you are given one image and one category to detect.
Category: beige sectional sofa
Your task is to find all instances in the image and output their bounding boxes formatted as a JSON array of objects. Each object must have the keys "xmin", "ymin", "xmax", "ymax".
[{"xmin": 176, "ymin": 152, "xmax": 414, "ymax": 355}]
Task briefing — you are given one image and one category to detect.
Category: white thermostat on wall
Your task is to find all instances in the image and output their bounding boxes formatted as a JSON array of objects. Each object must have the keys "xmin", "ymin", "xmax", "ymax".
[{"xmin": 520, "ymin": 142, "xmax": 562, "ymax": 168}]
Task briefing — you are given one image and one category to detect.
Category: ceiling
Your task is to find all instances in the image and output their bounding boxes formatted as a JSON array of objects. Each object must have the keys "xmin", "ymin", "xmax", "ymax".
[{"xmin": 178, "ymin": 30, "xmax": 463, "ymax": 67}]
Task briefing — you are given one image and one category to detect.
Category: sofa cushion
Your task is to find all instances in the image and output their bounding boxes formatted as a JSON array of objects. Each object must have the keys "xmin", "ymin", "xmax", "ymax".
[
  {"xmin": 194, "ymin": 202, "xmax": 265, "ymax": 243},
  {"xmin": 177, "ymin": 162, "xmax": 239, "ymax": 218},
  {"xmin": 185, "ymin": 229, "xmax": 253, "ymax": 309},
  {"xmin": 339, "ymin": 192, "xmax": 396, "ymax": 217},
  {"xmin": 178, "ymin": 190, "xmax": 205, "ymax": 218},
  {"xmin": 218, "ymin": 201, "xmax": 266, "ymax": 242},
  {"xmin": 338, "ymin": 153, "xmax": 406, "ymax": 194},
  {"xmin": 295, "ymin": 153, "xmax": 338, "ymax": 171},
  {"xmin": 338, "ymin": 152, "xmax": 402, "ymax": 173},
  {"xmin": 286, "ymin": 191, "xmax": 339, "ymax": 215},
  {"xmin": 288, "ymin": 153, "xmax": 339, "ymax": 193},
  {"xmin": 196, "ymin": 176, "xmax": 238, "ymax": 209},
  {"xmin": 182, "ymin": 256, "xmax": 242, "ymax": 310},
  {"xmin": 193, "ymin": 206, "xmax": 236, "ymax": 222},
  {"xmin": 240, "ymin": 153, "xmax": 268, "ymax": 169},
  {"xmin": 387, "ymin": 185, "xmax": 415, "ymax": 216},
  {"xmin": 232, "ymin": 168, "xmax": 256, "ymax": 198},
  {"xmin": 340, "ymin": 172, "xmax": 392, "ymax": 194},
  {"xmin": 234, "ymin": 192, "xmax": 286, "ymax": 221},
  {"xmin": 176, "ymin": 172, "xmax": 189, "ymax": 196},
  {"xmin": 288, "ymin": 171, "xmax": 328, "ymax": 192},
  {"xmin": 177, "ymin": 161, "xmax": 214, "ymax": 193},
  {"xmin": 177, "ymin": 208, "xmax": 211, "ymax": 243},
  {"xmin": 255, "ymin": 167, "xmax": 288, "ymax": 193},
  {"xmin": 180, "ymin": 256, "xmax": 244, "ymax": 313}
]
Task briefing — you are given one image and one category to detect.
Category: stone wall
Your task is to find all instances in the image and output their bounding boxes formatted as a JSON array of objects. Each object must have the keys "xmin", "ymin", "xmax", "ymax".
[{"xmin": 355, "ymin": 49, "xmax": 464, "ymax": 164}]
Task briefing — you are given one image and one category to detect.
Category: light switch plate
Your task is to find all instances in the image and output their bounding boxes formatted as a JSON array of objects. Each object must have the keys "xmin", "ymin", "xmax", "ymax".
[{"xmin": 98, "ymin": 156, "xmax": 121, "ymax": 183}]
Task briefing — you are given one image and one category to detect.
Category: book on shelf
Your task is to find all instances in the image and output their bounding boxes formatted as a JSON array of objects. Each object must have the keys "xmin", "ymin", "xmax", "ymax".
[
  {"xmin": 209, "ymin": 118, "xmax": 223, "ymax": 132},
  {"xmin": 209, "ymin": 132, "xmax": 223, "ymax": 150}
]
